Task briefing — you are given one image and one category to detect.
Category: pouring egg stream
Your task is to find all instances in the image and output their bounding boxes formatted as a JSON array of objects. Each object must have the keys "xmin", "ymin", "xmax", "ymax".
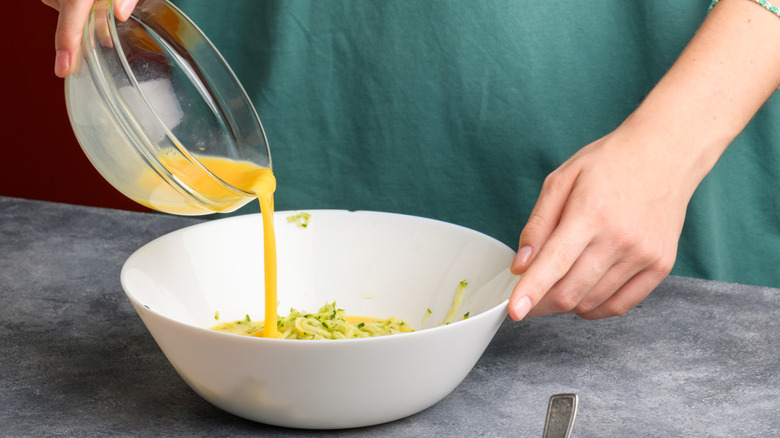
[
  {"xmin": 181, "ymin": 155, "xmax": 280, "ymax": 337},
  {"xmin": 181, "ymin": 156, "xmax": 417, "ymax": 339}
]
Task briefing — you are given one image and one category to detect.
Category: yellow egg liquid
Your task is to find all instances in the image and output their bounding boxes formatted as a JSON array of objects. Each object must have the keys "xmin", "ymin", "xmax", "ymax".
[{"xmin": 193, "ymin": 156, "xmax": 280, "ymax": 338}]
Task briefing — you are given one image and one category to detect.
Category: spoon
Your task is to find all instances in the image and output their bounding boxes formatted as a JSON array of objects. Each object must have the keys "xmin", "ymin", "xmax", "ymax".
[{"xmin": 542, "ymin": 394, "xmax": 578, "ymax": 438}]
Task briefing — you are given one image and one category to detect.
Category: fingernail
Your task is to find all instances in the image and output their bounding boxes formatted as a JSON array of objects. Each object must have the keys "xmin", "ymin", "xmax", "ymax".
[
  {"xmin": 511, "ymin": 245, "xmax": 532, "ymax": 273},
  {"xmin": 510, "ymin": 295, "xmax": 532, "ymax": 321},
  {"xmin": 517, "ymin": 245, "xmax": 532, "ymax": 265},
  {"xmin": 55, "ymin": 50, "xmax": 69, "ymax": 77}
]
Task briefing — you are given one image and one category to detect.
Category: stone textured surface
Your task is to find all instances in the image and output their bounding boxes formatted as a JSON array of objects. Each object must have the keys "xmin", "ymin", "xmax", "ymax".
[{"xmin": 1, "ymin": 196, "xmax": 778, "ymax": 437}]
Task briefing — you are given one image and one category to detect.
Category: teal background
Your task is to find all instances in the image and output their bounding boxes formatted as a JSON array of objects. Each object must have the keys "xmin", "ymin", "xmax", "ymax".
[{"xmin": 176, "ymin": 0, "xmax": 780, "ymax": 287}]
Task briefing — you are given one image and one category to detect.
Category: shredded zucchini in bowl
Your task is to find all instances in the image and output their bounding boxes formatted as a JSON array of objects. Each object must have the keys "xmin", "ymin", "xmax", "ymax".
[{"xmin": 211, "ymin": 302, "xmax": 414, "ymax": 340}]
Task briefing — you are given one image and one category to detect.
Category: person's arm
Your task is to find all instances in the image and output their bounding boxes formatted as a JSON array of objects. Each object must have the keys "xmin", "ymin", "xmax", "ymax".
[
  {"xmin": 43, "ymin": 0, "xmax": 139, "ymax": 78},
  {"xmin": 508, "ymin": 0, "xmax": 780, "ymax": 321}
]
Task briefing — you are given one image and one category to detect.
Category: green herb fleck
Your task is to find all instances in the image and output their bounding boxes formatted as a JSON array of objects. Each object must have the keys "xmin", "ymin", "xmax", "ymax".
[{"xmin": 286, "ymin": 212, "xmax": 312, "ymax": 228}]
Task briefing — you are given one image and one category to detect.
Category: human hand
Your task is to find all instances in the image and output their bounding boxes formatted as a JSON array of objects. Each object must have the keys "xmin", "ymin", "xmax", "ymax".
[
  {"xmin": 43, "ymin": 0, "xmax": 139, "ymax": 77},
  {"xmin": 506, "ymin": 0, "xmax": 780, "ymax": 322},
  {"xmin": 507, "ymin": 125, "xmax": 697, "ymax": 321}
]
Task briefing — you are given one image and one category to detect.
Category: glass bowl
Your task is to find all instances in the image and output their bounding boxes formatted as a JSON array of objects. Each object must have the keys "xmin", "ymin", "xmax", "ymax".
[{"xmin": 65, "ymin": 0, "xmax": 270, "ymax": 215}]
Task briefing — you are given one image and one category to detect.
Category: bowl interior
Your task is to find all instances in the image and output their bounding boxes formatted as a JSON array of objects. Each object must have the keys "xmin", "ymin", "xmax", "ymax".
[{"xmin": 122, "ymin": 210, "xmax": 517, "ymax": 333}]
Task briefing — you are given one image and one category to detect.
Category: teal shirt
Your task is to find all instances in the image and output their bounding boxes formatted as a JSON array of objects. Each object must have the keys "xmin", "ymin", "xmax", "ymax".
[{"xmin": 176, "ymin": 0, "xmax": 780, "ymax": 288}]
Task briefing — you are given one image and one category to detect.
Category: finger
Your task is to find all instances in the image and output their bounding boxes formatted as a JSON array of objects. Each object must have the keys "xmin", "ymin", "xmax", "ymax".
[
  {"xmin": 567, "ymin": 260, "xmax": 640, "ymax": 315},
  {"xmin": 528, "ymin": 218, "xmax": 656, "ymax": 317},
  {"xmin": 54, "ymin": 0, "xmax": 95, "ymax": 77},
  {"xmin": 115, "ymin": 0, "xmax": 140, "ymax": 21},
  {"xmin": 575, "ymin": 267, "xmax": 667, "ymax": 320},
  {"xmin": 508, "ymin": 212, "xmax": 594, "ymax": 321},
  {"xmin": 540, "ymin": 256, "xmax": 645, "ymax": 318},
  {"xmin": 525, "ymin": 243, "xmax": 622, "ymax": 317},
  {"xmin": 532, "ymin": 226, "xmax": 675, "ymax": 318},
  {"xmin": 511, "ymin": 169, "xmax": 577, "ymax": 275},
  {"xmin": 566, "ymin": 228, "xmax": 676, "ymax": 318}
]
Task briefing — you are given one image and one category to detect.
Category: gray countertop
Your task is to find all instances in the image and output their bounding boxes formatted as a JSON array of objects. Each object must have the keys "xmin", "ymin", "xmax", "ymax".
[{"xmin": 1, "ymin": 196, "xmax": 778, "ymax": 437}]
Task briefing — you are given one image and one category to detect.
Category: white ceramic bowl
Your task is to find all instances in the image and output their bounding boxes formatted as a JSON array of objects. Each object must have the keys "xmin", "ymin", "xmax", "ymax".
[{"xmin": 121, "ymin": 210, "xmax": 518, "ymax": 429}]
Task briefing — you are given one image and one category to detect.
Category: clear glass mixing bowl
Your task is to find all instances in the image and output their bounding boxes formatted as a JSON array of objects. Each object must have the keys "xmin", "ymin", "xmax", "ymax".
[{"xmin": 65, "ymin": 0, "xmax": 271, "ymax": 215}]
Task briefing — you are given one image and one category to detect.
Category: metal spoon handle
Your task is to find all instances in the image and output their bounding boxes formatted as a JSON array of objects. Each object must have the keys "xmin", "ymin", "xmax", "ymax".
[{"xmin": 542, "ymin": 394, "xmax": 578, "ymax": 438}]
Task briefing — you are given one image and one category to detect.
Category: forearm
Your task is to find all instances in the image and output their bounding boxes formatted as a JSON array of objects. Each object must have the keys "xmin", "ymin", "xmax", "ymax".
[{"xmin": 619, "ymin": 0, "xmax": 780, "ymax": 195}]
